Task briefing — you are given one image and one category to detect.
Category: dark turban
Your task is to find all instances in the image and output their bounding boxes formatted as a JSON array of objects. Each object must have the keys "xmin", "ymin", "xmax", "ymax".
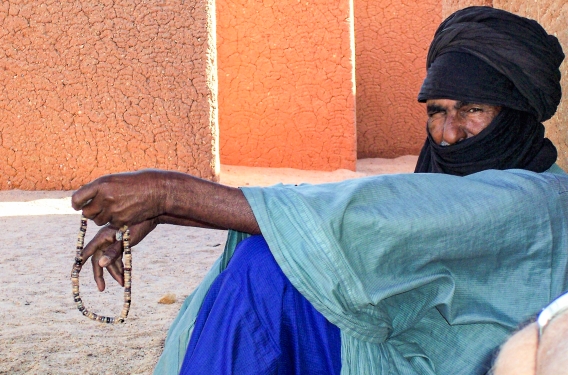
[
  {"xmin": 418, "ymin": 6, "xmax": 564, "ymax": 122},
  {"xmin": 415, "ymin": 6, "xmax": 564, "ymax": 176}
]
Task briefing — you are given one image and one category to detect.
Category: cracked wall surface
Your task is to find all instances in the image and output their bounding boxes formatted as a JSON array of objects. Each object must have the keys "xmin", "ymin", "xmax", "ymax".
[
  {"xmin": 355, "ymin": 0, "xmax": 441, "ymax": 159},
  {"xmin": 216, "ymin": 0, "xmax": 357, "ymax": 171},
  {"xmin": 443, "ymin": 1, "xmax": 568, "ymax": 171},
  {"xmin": 0, "ymin": 0, "xmax": 218, "ymax": 190},
  {"xmin": 4, "ymin": 1, "xmax": 566, "ymax": 189},
  {"xmin": 442, "ymin": 0, "xmax": 492, "ymax": 18}
]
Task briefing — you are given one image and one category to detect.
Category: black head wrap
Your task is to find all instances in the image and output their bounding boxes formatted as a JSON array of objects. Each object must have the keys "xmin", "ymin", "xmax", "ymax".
[{"xmin": 415, "ymin": 6, "xmax": 563, "ymax": 176}]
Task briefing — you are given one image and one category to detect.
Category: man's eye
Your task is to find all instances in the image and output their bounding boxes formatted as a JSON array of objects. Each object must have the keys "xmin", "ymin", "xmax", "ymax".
[
  {"xmin": 467, "ymin": 107, "xmax": 482, "ymax": 113},
  {"xmin": 428, "ymin": 110, "xmax": 444, "ymax": 117}
]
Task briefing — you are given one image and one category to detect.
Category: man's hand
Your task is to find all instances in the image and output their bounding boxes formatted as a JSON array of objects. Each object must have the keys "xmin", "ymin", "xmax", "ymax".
[
  {"xmin": 81, "ymin": 220, "xmax": 158, "ymax": 291},
  {"xmin": 72, "ymin": 169, "xmax": 261, "ymax": 290},
  {"xmin": 72, "ymin": 170, "xmax": 168, "ymax": 228}
]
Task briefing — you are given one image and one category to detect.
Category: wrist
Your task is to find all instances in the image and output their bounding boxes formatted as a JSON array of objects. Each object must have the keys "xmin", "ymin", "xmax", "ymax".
[
  {"xmin": 163, "ymin": 172, "xmax": 184, "ymax": 218},
  {"xmin": 152, "ymin": 170, "xmax": 186, "ymax": 217}
]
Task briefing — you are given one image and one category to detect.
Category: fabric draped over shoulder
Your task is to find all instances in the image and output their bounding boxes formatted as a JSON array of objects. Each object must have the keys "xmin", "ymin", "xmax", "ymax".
[
  {"xmin": 154, "ymin": 169, "xmax": 568, "ymax": 374},
  {"xmin": 242, "ymin": 169, "xmax": 568, "ymax": 374}
]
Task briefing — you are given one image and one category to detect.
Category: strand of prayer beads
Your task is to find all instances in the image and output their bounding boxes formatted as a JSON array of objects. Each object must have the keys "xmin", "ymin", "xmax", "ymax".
[{"xmin": 71, "ymin": 215, "xmax": 132, "ymax": 324}]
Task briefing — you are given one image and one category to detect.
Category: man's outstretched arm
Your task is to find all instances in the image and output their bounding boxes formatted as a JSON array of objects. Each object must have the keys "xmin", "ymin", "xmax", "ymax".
[{"xmin": 71, "ymin": 169, "xmax": 261, "ymax": 234}]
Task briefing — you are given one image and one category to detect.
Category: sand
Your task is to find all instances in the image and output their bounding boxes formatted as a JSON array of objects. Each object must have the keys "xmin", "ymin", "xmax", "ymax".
[{"xmin": 0, "ymin": 156, "xmax": 417, "ymax": 375}]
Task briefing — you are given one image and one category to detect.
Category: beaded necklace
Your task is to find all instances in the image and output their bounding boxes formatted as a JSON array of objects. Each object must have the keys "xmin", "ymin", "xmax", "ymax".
[{"xmin": 71, "ymin": 215, "xmax": 132, "ymax": 323}]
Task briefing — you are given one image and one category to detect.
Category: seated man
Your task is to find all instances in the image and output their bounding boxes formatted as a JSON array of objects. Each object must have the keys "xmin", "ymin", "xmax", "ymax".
[{"xmin": 72, "ymin": 6, "xmax": 568, "ymax": 375}]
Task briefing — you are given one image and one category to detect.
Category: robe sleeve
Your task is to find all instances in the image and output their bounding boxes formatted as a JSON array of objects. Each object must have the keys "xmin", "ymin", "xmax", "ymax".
[
  {"xmin": 155, "ymin": 168, "xmax": 568, "ymax": 375},
  {"xmin": 242, "ymin": 169, "xmax": 568, "ymax": 373}
]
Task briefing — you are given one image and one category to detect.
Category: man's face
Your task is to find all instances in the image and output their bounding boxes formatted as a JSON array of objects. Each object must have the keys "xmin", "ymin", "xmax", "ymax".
[{"xmin": 426, "ymin": 99, "xmax": 502, "ymax": 145}]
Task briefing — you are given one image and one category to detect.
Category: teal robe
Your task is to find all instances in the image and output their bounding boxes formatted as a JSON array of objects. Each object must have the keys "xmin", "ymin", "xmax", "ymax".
[{"xmin": 154, "ymin": 166, "xmax": 568, "ymax": 374}]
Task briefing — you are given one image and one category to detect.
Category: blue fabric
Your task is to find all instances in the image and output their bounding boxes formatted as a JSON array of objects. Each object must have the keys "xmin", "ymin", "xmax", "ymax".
[{"xmin": 179, "ymin": 235, "xmax": 341, "ymax": 375}]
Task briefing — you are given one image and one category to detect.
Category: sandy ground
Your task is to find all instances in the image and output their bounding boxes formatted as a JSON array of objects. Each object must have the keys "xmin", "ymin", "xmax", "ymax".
[{"xmin": 0, "ymin": 156, "xmax": 417, "ymax": 375}]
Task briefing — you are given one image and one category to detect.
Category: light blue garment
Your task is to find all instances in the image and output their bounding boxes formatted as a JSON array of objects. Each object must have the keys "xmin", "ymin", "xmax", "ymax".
[{"xmin": 154, "ymin": 167, "xmax": 568, "ymax": 374}]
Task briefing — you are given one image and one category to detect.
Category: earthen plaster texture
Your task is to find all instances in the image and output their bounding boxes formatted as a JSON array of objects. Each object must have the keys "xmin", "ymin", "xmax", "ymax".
[
  {"xmin": 3, "ymin": 1, "xmax": 568, "ymax": 189},
  {"xmin": 442, "ymin": 0, "xmax": 492, "ymax": 18},
  {"xmin": 216, "ymin": 0, "xmax": 357, "ymax": 171},
  {"xmin": 0, "ymin": 0, "xmax": 218, "ymax": 190},
  {"xmin": 355, "ymin": 0, "xmax": 442, "ymax": 159}
]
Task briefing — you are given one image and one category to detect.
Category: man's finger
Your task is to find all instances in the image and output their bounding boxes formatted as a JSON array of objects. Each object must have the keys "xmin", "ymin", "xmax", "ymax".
[
  {"xmin": 71, "ymin": 181, "xmax": 99, "ymax": 211},
  {"xmin": 91, "ymin": 211, "xmax": 113, "ymax": 227},
  {"xmin": 92, "ymin": 253, "xmax": 106, "ymax": 292},
  {"xmin": 128, "ymin": 220, "xmax": 158, "ymax": 247},
  {"xmin": 81, "ymin": 227, "xmax": 115, "ymax": 265},
  {"xmin": 99, "ymin": 238, "xmax": 123, "ymax": 266},
  {"xmin": 82, "ymin": 204, "xmax": 105, "ymax": 224},
  {"xmin": 106, "ymin": 261, "xmax": 125, "ymax": 287}
]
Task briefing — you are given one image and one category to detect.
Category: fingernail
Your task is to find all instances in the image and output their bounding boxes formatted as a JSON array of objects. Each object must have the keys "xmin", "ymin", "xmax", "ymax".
[{"xmin": 100, "ymin": 256, "xmax": 111, "ymax": 267}]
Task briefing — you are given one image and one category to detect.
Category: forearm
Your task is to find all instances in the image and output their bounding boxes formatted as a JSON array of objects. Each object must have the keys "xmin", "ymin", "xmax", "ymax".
[
  {"xmin": 155, "ymin": 214, "xmax": 226, "ymax": 230},
  {"xmin": 72, "ymin": 169, "xmax": 260, "ymax": 234},
  {"xmin": 160, "ymin": 171, "xmax": 261, "ymax": 234}
]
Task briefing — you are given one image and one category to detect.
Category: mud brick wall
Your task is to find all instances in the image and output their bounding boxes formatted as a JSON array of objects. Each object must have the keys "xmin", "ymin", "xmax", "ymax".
[
  {"xmin": 442, "ymin": 0, "xmax": 492, "ymax": 18},
  {"xmin": 354, "ymin": 0, "xmax": 441, "ymax": 159},
  {"xmin": 0, "ymin": 0, "xmax": 218, "ymax": 190},
  {"xmin": 3, "ymin": 1, "xmax": 566, "ymax": 189},
  {"xmin": 216, "ymin": 0, "xmax": 357, "ymax": 171}
]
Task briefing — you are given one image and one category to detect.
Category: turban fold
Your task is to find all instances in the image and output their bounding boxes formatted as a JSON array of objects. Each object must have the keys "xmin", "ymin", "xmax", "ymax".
[
  {"xmin": 418, "ymin": 6, "xmax": 564, "ymax": 122},
  {"xmin": 415, "ymin": 7, "xmax": 563, "ymax": 176},
  {"xmin": 418, "ymin": 52, "xmax": 531, "ymax": 114}
]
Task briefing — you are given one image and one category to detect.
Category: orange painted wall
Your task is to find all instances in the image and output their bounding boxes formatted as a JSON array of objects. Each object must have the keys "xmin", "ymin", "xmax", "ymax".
[
  {"xmin": 442, "ymin": 0, "xmax": 492, "ymax": 18},
  {"xmin": 0, "ymin": 0, "xmax": 218, "ymax": 190},
  {"xmin": 355, "ymin": 0, "xmax": 442, "ymax": 159},
  {"xmin": 216, "ymin": 0, "xmax": 357, "ymax": 171},
  {"xmin": 3, "ymin": 1, "xmax": 567, "ymax": 190}
]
